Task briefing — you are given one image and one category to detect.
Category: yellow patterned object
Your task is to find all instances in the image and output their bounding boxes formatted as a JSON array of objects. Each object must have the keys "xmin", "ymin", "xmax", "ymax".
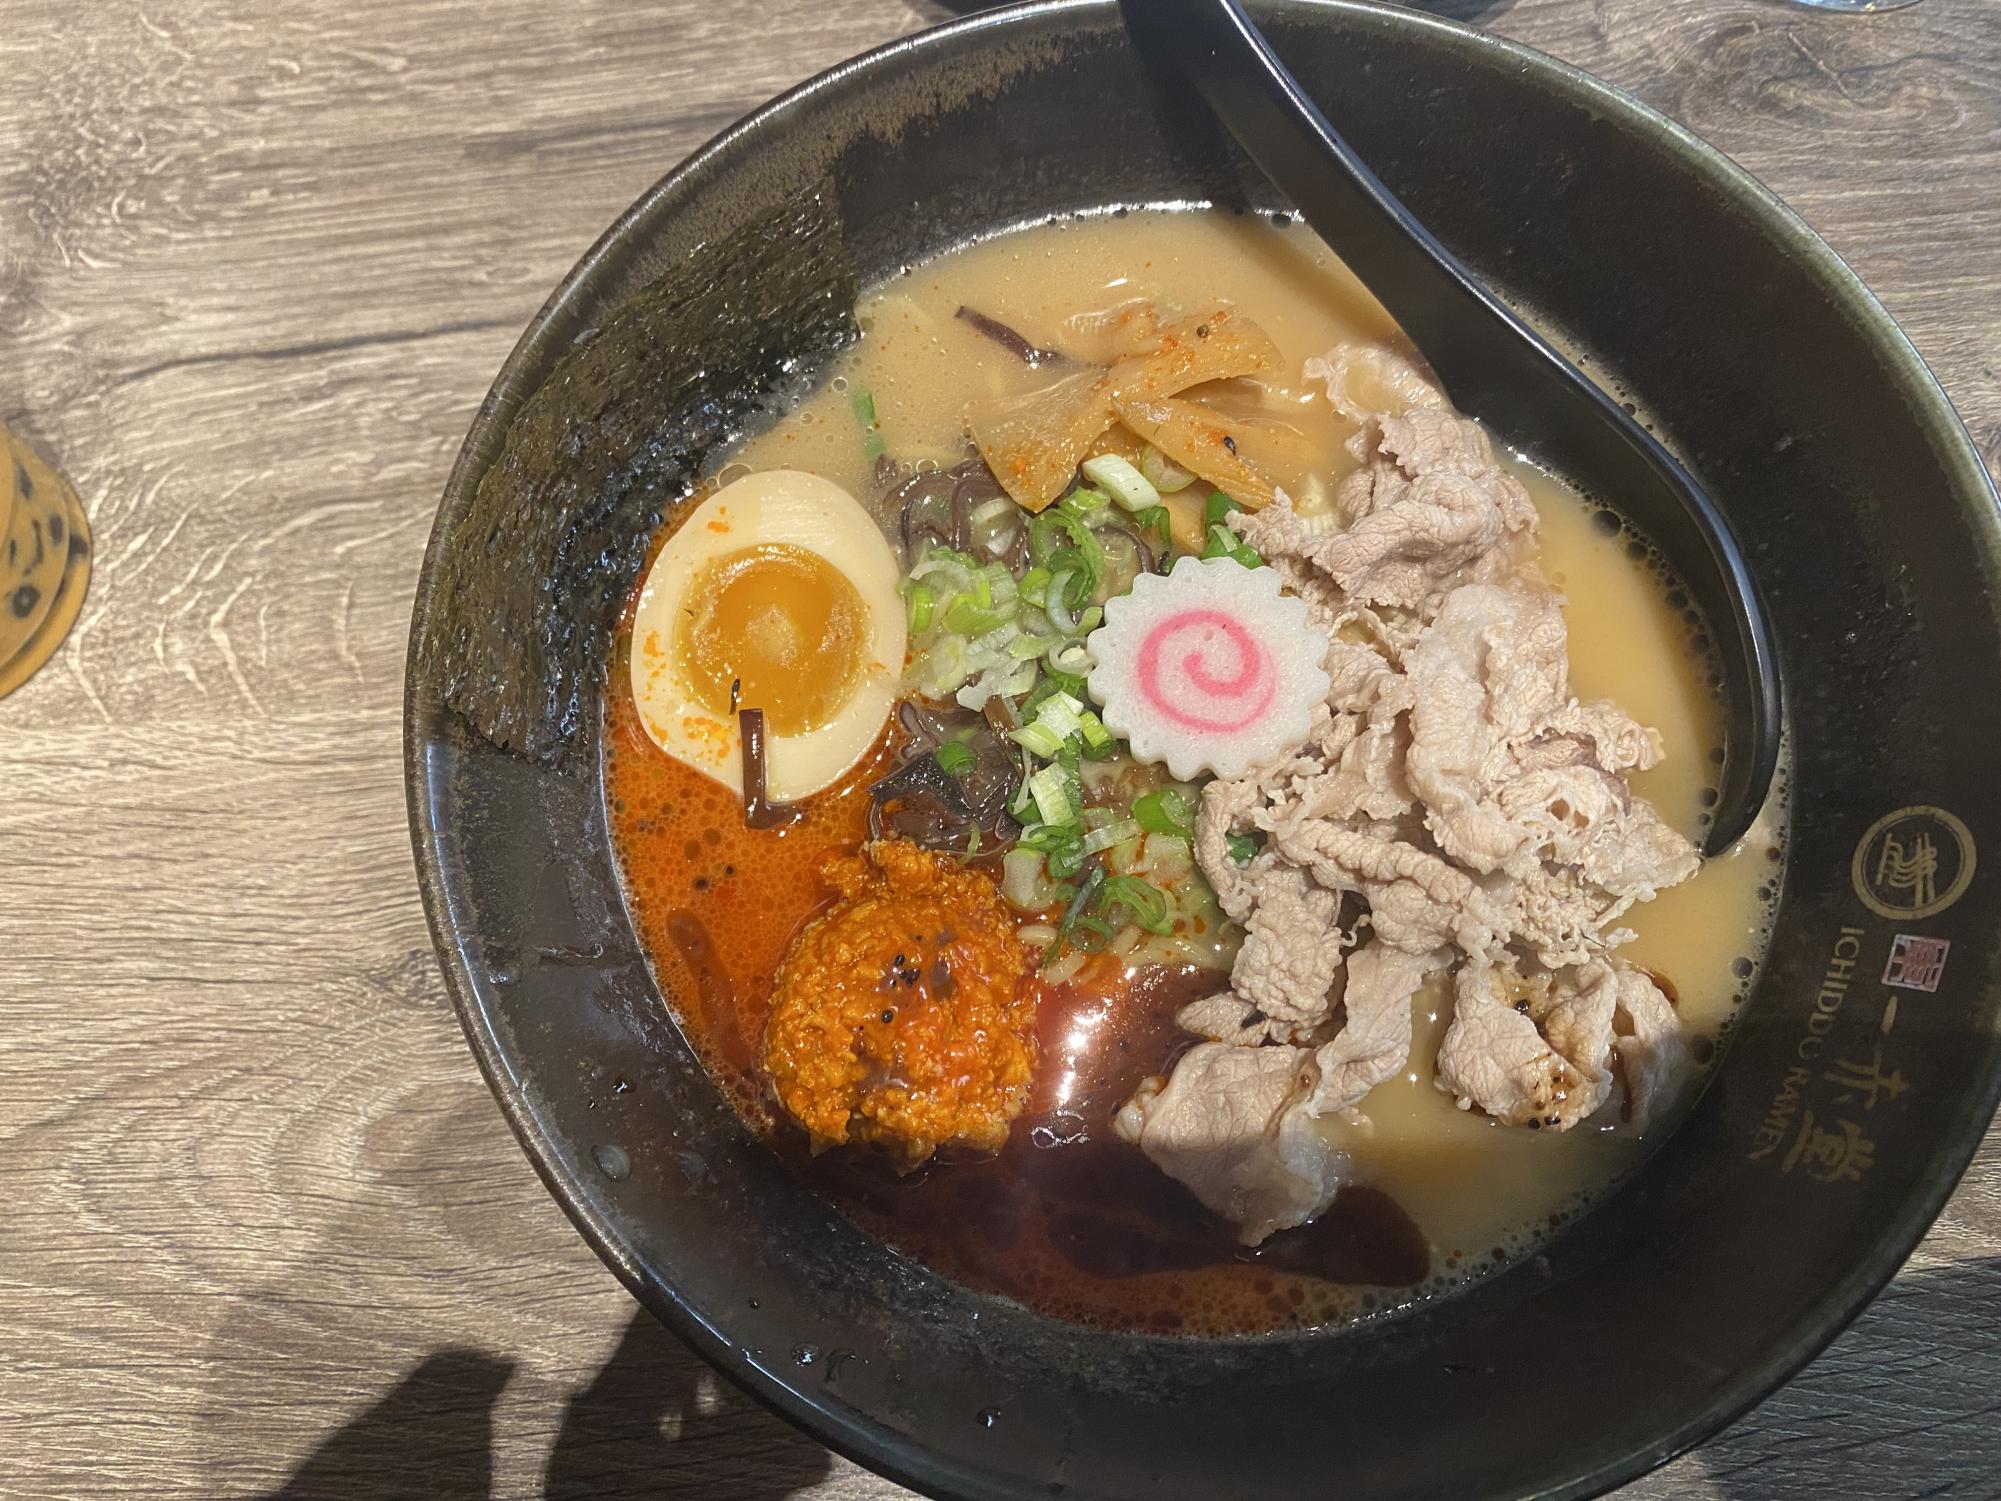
[{"xmin": 0, "ymin": 427, "xmax": 91, "ymax": 700}]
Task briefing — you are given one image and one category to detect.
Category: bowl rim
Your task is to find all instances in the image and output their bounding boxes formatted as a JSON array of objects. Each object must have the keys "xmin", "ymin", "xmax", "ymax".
[{"xmin": 405, "ymin": 3, "xmax": 2001, "ymax": 1498}]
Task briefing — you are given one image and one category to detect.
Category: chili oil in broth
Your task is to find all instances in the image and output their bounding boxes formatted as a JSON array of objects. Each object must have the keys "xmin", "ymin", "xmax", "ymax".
[{"xmin": 603, "ymin": 211, "xmax": 1780, "ymax": 1334}]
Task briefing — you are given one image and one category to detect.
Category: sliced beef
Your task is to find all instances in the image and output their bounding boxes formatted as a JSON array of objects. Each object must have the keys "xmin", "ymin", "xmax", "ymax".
[
  {"xmin": 1612, "ymin": 967, "xmax": 1690, "ymax": 1129},
  {"xmin": 1404, "ymin": 583, "xmax": 1569, "ymax": 876},
  {"xmin": 1303, "ymin": 342, "xmax": 1446, "ymax": 427},
  {"xmin": 1277, "ymin": 468, "xmax": 1529, "ymax": 617},
  {"xmin": 1304, "ymin": 943, "xmax": 1449, "ymax": 1116},
  {"xmin": 1269, "ymin": 819, "xmax": 1513, "ymax": 958},
  {"xmin": 1121, "ymin": 342, "xmax": 1704, "ymax": 1243},
  {"xmin": 1232, "ymin": 864, "xmax": 1351, "ymax": 1041},
  {"xmin": 1114, "ymin": 1042, "xmax": 1348, "ymax": 1246},
  {"xmin": 1435, "ymin": 961, "xmax": 1614, "ymax": 1130},
  {"xmin": 1177, "ymin": 994, "xmax": 1279, "ymax": 1047}
]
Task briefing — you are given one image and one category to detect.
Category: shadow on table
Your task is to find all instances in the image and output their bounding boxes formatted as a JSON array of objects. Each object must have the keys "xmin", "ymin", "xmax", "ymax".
[
  {"xmin": 252, "ymin": 1258, "xmax": 2001, "ymax": 1498},
  {"xmin": 1689, "ymin": 1255, "xmax": 2001, "ymax": 1499},
  {"xmin": 256, "ymin": 1307, "xmax": 833, "ymax": 1501},
  {"xmin": 256, "ymin": 1350, "xmax": 513, "ymax": 1501},
  {"xmin": 542, "ymin": 1308, "xmax": 834, "ymax": 1500}
]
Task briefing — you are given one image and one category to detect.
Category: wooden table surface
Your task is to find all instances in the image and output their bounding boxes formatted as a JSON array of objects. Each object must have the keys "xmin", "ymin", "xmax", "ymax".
[{"xmin": 4, "ymin": 1, "xmax": 1999, "ymax": 1496}]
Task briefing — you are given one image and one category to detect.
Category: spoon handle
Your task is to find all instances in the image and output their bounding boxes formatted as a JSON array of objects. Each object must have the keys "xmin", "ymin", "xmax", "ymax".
[
  {"xmin": 1121, "ymin": 0, "xmax": 1508, "ymax": 391},
  {"xmin": 1120, "ymin": 0, "xmax": 1780, "ymax": 856}
]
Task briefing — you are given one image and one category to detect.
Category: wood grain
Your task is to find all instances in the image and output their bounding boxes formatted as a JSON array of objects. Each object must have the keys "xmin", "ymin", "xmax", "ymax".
[{"xmin": 0, "ymin": 1, "xmax": 1995, "ymax": 1497}]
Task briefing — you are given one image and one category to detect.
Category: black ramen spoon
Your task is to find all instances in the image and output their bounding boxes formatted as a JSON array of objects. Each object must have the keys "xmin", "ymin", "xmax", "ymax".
[{"xmin": 1121, "ymin": 0, "xmax": 1780, "ymax": 856}]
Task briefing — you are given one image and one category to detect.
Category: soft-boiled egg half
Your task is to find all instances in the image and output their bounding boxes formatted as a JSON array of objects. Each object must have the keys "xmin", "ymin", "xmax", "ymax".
[{"xmin": 629, "ymin": 470, "xmax": 906, "ymax": 801}]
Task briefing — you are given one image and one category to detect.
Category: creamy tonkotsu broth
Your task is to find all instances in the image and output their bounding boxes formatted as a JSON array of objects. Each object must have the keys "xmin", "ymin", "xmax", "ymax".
[{"xmin": 604, "ymin": 211, "xmax": 1780, "ymax": 1334}]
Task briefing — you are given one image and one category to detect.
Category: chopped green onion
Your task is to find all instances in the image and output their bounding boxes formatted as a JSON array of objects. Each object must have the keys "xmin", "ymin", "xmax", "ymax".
[
  {"xmin": 1045, "ymin": 864, "xmax": 1108, "ymax": 966},
  {"xmin": 1140, "ymin": 444, "xmax": 1197, "ymax": 494},
  {"xmin": 1017, "ymin": 565, "xmax": 1052, "ymax": 607},
  {"xmin": 1054, "ymin": 743, "xmax": 1086, "ymax": 834},
  {"xmin": 1107, "ymin": 829, "xmax": 1147, "ymax": 874},
  {"xmin": 1043, "ymin": 667, "xmax": 1088, "ymax": 702},
  {"xmin": 1204, "ymin": 490, "xmax": 1245, "ymax": 529},
  {"xmin": 1016, "ymin": 821, "xmax": 1086, "ymax": 879},
  {"xmin": 1044, "ymin": 639, "xmax": 1092, "ymax": 677},
  {"xmin": 1028, "ymin": 514, "xmax": 1065, "ymax": 566},
  {"xmin": 1044, "ymin": 550, "xmax": 1091, "ymax": 599},
  {"xmin": 1018, "ymin": 676, "xmax": 1062, "ymax": 720},
  {"xmin": 1049, "ymin": 512, "xmax": 1107, "ymax": 591},
  {"xmin": 1007, "ymin": 774, "xmax": 1037, "ymax": 821},
  {"xmin": 1101, "ymin": 874, "xmax": 1173, "ymax": 934},
  {"xmin": 1045, "ymin": 835, "xmax": 1088, "ymax": 881},
  {"xmin": 1133, "ymin": 504, "xmax": 1173, "ymax": 554},
  {"xmin": 1227, "ymin": 831, "xmax": 1262, "ymax": 864},
  {"xmin": 1075, "ymin": 708, "xmax": 1113, "ymax": 755},
  {"xmin": 934, "ymin": 741, "xmax": 975, "ymax": 777},
  {"xmin": 961, "ymin": 825, "xmax": 983, "ymax": 863},
  {"xmin": 953, "ymin": 653, "xmax": 1036, "ymax": 712},
  {"xmin": 943, "ymin": 594, "xmax": 1012, "ymax": 634},
  {"xmin": 998, "ymin": 658, "xmax": 1038, "ymax": 697},
  {"xmin": 1029, "ymin": 765, "xmax": 1074, "ymax": 826},
  {"xmin": 1133, "ymin": 788, "xmax": 1194, "ymax": 840},
  {"xmin": 1068, "ymin": 914, "xmax": 1114, "ymax": 952},
  {"xmin": 1033, "ymin": 689, "xmax": 1084, "ymax": 739},
  {"xmin": 853, "ymin": 389, "xmax": 885, "ymax": 460},
  {"xmin": 1201, "ymin": 522, "xmax": 1263, "ymax": 570},
  {"xmin": 1044, "ymin": 582, "xmax": 1085, "ymax": 634},
  {"xmin": 1054, "ymin": 734, "xmax": 1083, "ymax": 788},
  {"xmin": 907, "ymin": 546, "xmax": 979, "ymax": 584},
  {"xmin": 1057, "ymin": 486, "xmax": 1111, "ymax": 521},
  {"xmin": 1010, "ymin": 721, "xmax": 1064, "ymax": 758},
  {"xmin": 904, "ymin": 582, "xmax": 934, "ymax": 635},
  {"xmin": 1082, "ymin": 453, "xmax": 1162, "ymax": 513},
  {"xmin": 1081, "ymin": 817, "xmax": 1142, "ymax": 856},
  {"xmin": 968, "ymin": 619, "xmax": 1021, "ymax": 657},
  {"xmin": 1002, "ymin": 846, "xmax": 1067, "ymax": 911}
]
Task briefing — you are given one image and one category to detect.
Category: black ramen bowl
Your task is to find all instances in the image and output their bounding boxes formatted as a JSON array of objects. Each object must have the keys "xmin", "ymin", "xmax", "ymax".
[{"xmin": 404, "ymin": 3, "xmax": 2001, "ymax": 1497}]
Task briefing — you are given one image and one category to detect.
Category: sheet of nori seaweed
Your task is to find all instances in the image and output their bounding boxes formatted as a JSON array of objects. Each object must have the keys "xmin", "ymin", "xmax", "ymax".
[{"xmin": 417, "ymin": 188, "xmax": 860, "ymax": 764}]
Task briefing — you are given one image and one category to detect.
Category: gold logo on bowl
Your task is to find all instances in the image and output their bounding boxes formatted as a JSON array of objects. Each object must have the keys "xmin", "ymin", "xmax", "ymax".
[{"xmin": 1851, "ymin": 806, "xmax": 1976, "ymax": 920}]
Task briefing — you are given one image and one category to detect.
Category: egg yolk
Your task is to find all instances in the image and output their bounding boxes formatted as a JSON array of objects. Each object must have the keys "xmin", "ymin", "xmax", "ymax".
[{"xmin": 672, "ymin": 542, "xmax": 868, "ymax": 735}]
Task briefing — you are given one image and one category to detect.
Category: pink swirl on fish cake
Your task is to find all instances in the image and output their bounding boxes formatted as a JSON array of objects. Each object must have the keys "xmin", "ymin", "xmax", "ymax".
[{"xmin": 1134, "ymin": 608, "xmax": 1277, "ymax": 734}]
